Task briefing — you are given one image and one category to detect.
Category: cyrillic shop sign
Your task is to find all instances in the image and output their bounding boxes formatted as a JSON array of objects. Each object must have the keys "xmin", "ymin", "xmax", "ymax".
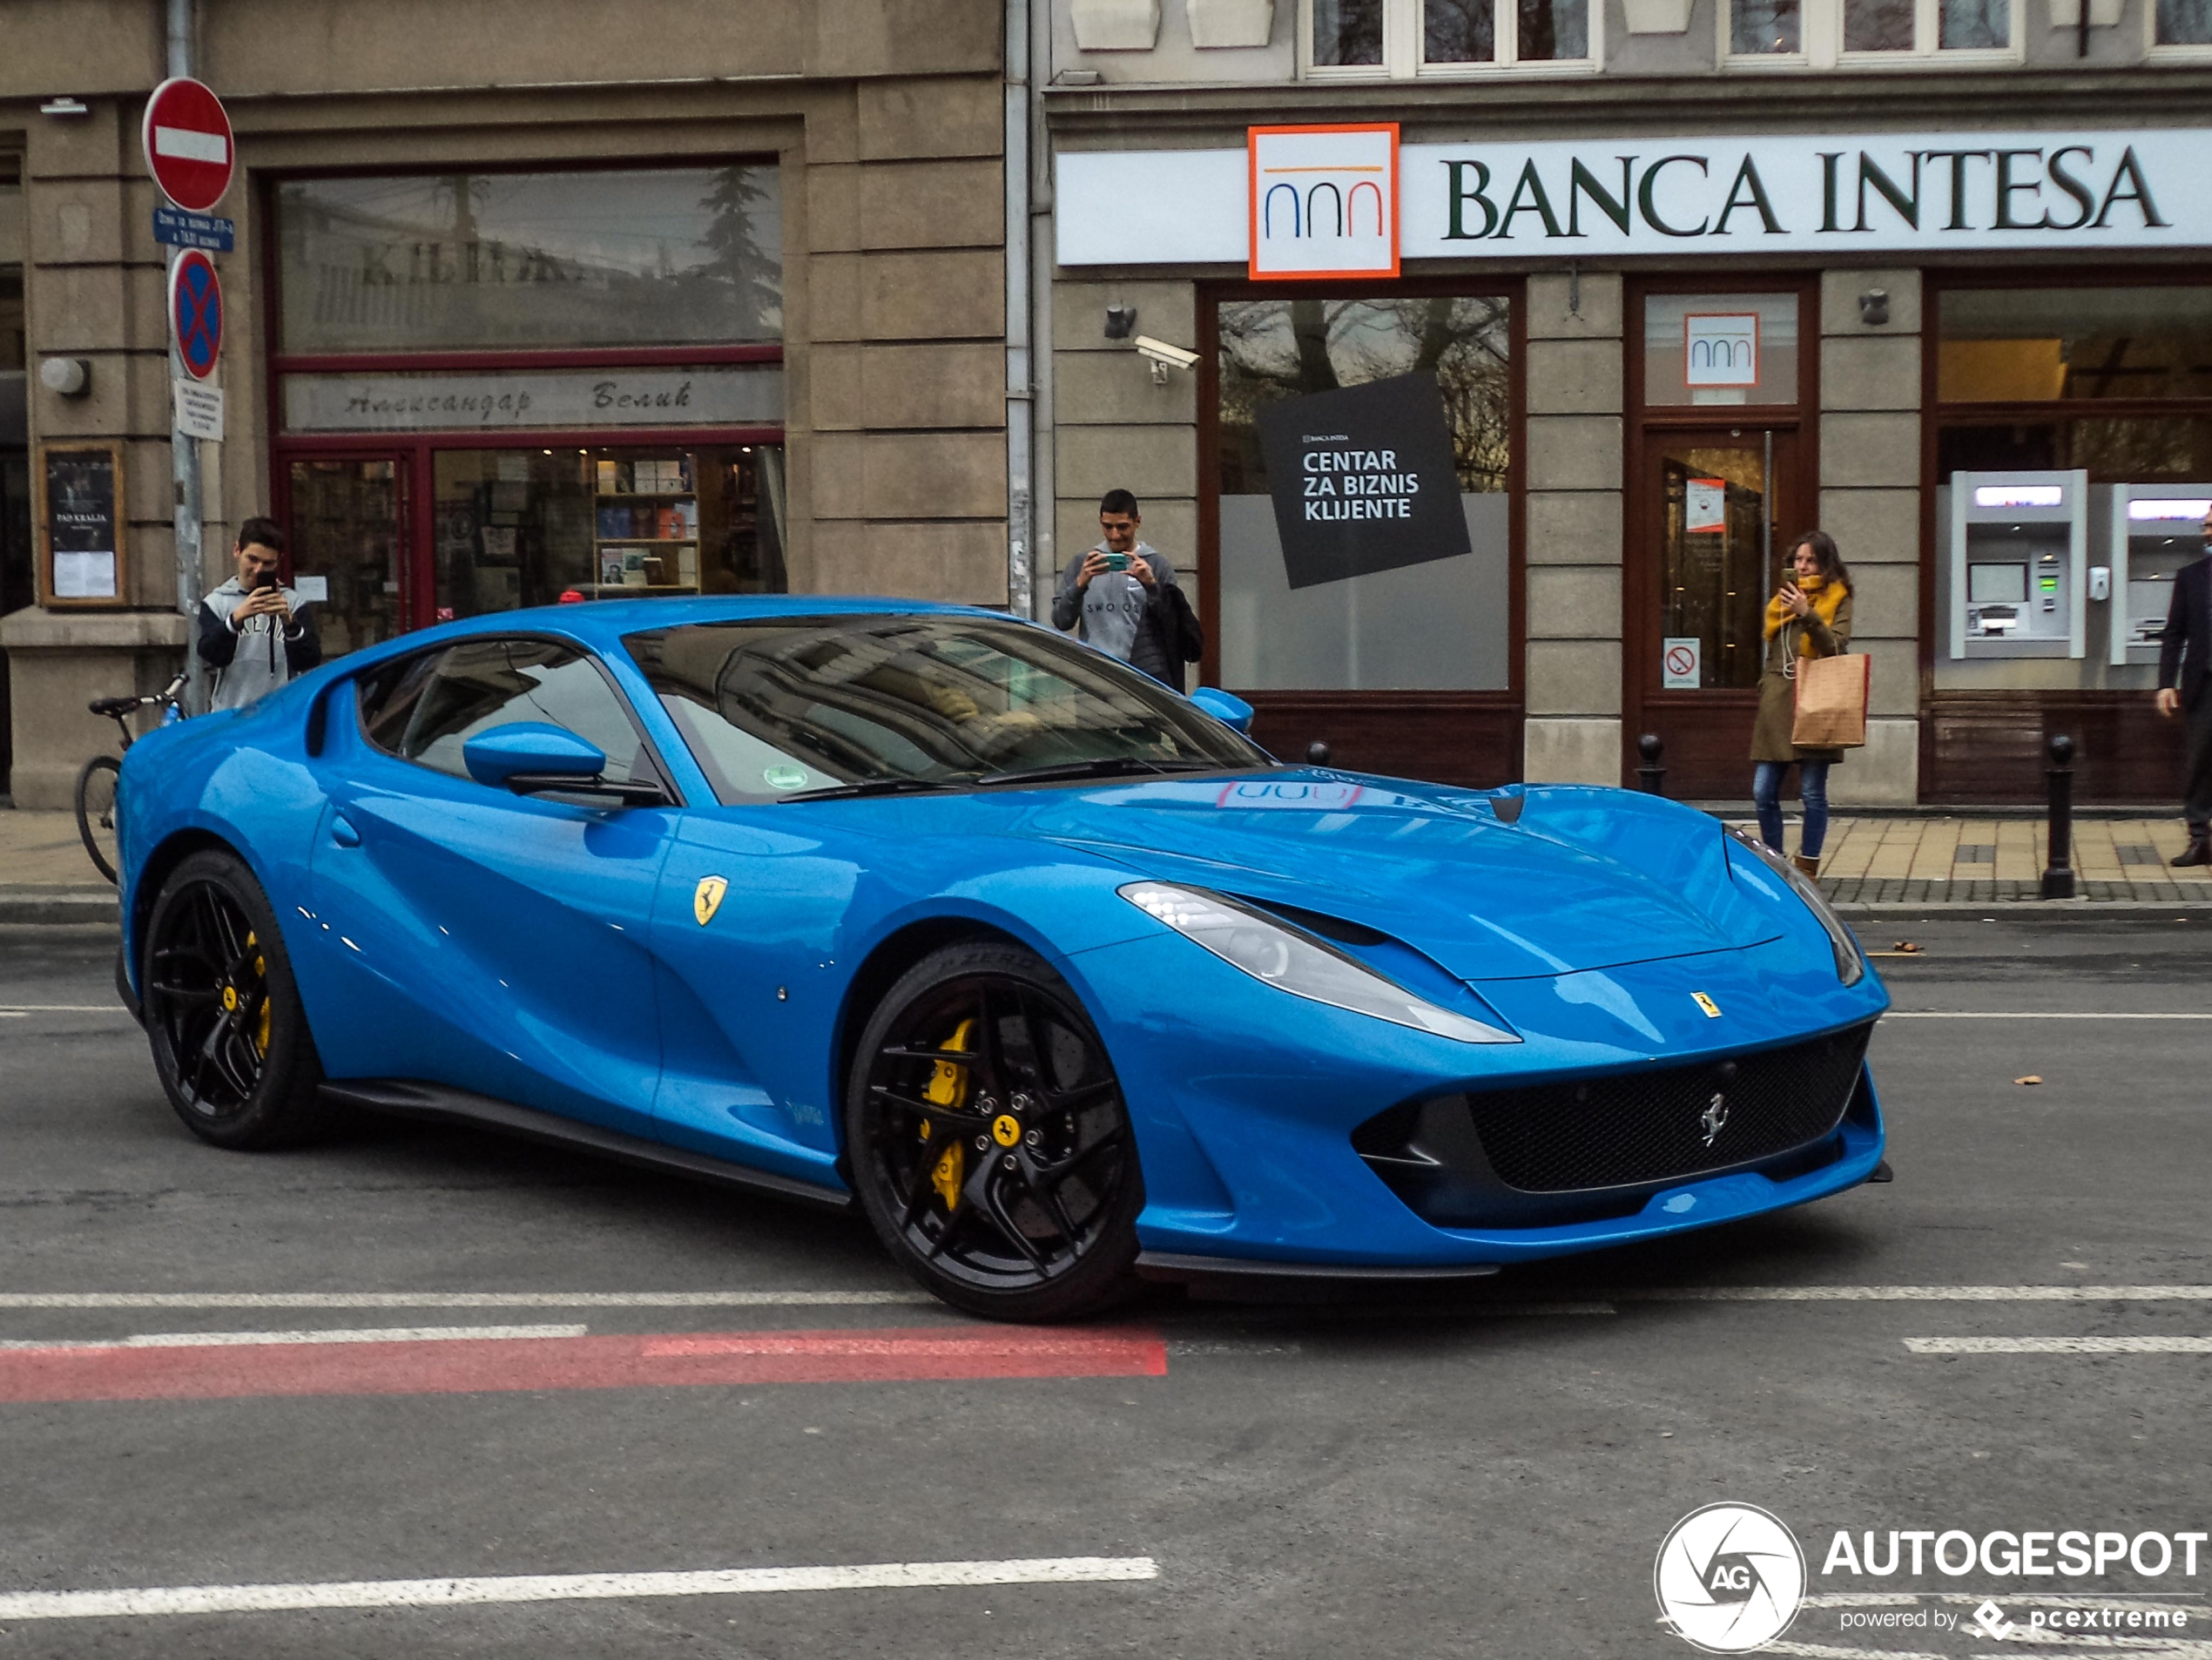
[{"xmin": 1056, "ymin": 129, "xmax": 2211, "ymax": 266}]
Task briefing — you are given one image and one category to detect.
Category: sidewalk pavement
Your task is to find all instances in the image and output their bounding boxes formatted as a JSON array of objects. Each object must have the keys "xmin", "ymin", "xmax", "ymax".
[{"xmin": 3, "ymin": 806, "xmax": 2208, "ymax": 928}]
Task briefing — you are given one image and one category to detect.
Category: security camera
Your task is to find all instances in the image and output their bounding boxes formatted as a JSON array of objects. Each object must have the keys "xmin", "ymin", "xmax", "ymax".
[{"xmin": 1132, "ymin": 335, "xmax": 1198, "ymax": 371}]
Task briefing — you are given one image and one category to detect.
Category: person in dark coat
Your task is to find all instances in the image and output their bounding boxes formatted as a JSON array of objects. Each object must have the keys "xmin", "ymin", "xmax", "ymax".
[
  {"xmin": 1749, "ymin": 530, "xmax": 1853, "ymax": 879},
  {"xmin": 2154, "ymin": 504, "xmax": 2212, "ymax": 866}
]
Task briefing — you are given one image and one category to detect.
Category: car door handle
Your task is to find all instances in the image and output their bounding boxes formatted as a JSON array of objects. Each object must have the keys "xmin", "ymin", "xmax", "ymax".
[{"xmin": 330, "ymin": 813, "xmax": 362, "ymax": 848}]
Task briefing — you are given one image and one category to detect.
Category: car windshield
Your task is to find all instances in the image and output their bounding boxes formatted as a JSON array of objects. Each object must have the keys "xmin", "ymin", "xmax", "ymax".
[{"xmin": 622, "ymin": 614, "xmax": 1274, "ymax": 804}]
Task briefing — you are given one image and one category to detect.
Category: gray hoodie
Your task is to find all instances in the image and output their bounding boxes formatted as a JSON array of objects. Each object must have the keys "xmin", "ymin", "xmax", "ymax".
[
  {"xmin": 1051, "ymin": 541, "xmax": 1177, "ymax": 685},
  {"xmin": 198, "ymin": 576, "xmax": 322, "ymax": 712}
]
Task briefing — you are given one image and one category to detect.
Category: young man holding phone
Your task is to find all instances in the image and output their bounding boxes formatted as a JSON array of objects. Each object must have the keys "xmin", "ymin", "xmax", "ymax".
[
  {"xmin": 197, "ymin": 516, "xmax": 321, "ymax": 712},
  {"xmin": 1050, "ymin": 489, "xmax": 1190, "ymax": 686}
]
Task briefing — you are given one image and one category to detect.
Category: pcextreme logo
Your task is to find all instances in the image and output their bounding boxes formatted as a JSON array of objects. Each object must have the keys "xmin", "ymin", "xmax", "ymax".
[{"xmin": 1656, "ymin": 1503, "xmax": 1808, "ymax": 1653}]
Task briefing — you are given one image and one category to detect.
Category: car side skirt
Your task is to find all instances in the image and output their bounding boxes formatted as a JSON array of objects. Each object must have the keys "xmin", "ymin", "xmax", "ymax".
[{"xmin": 320, "ymin": 1080, "xmax": 854, "ymax": 1213}]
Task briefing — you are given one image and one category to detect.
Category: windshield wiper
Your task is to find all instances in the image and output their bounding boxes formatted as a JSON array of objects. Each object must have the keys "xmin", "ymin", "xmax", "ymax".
[
  {"xmin": 776, "ymin": 777, "xmax": 963, "ymax": 802},
  {"xmin": 974, "ymin": 757, "xmax": 1215, "ymax": 787}
]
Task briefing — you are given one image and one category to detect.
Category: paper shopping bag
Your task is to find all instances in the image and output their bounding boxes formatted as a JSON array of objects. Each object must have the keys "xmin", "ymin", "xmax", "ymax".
[{"xmin": 1791, "ymin": 653, "xmax": 1871, "ymax": 749}]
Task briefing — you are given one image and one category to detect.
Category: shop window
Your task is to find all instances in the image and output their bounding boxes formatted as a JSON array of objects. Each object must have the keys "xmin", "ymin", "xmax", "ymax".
[
  {"xmin": 1308, "ymin": 0, "xmax": 1594, "ymax": 71},
  {"xmin": 1939, "ymin": 287, "xmax": 2212, "ymax": 404},
  {"xmin": 277, "ymin": 166, "xmax": 781, "ymax": 354},
  {"xmin": 1214, "ymin": 294, "xmax": 1512, "ymax": 691},
  {"xmin": 431, "ymin": 445, "xmax": 786, "ymax": 623},
  {"xmin": 1642, "ymin": 294, "xmax": 1799, "ymax": 408},
  {"xmin": 2154, "ymin": 0, "xmax": 2212, "ymax": 44}
]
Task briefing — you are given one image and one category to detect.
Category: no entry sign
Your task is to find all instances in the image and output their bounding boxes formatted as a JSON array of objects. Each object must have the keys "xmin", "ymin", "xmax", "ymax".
[
  {"xmin": 169, "ymin": 250, "xmax": 223, "ymax": 381},
  {"xmin": 141, "ymin": 78, "xmax": 233, "ymax": 213}
]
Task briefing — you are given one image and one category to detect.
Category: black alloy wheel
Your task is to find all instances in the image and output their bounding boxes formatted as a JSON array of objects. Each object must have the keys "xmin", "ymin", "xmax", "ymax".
[
  {"xmin": 142, "ymin": 849, "xmax": 326, "ymax": 1149},
  {"xmin": 846, "ymin": 941, "xmax": 1143, "ymax": 1321}
]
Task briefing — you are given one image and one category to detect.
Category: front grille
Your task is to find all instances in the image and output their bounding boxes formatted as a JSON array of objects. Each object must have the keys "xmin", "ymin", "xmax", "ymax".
[{"xmin": 1463, "ymin": 1023, "xmax": 1873, "ymax": 1193}]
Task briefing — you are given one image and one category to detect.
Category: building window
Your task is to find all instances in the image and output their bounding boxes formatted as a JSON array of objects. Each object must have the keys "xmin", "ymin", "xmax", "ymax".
[
  {"xmin": 1213, "ymin": 294, "xmax": 1513, "ymax": 691},
  {"xmin": 1729, "ymin": 0, "xmax": 1802, "ymax": 54},
  {"xmin": 1939, "ymin": 287, "xmax": 2212, "ymax": 404},
  {"xmin": 1307, "ymin": 0, "xmax": 1595, "ymax": 71},
  {"xmin": 1723, "ymin": 0, "xmax": 2016, "ymax": 61},
  {"xmin": 2153, "ymin": 0, "xmax": 2212, "ymax": 47},
  {"xmin": 1842, "ymin": 0, "xmax": 2013, "ymax": 53},
  {"xmin": 276, "ymin": 165, "xmax": 782, "ymax": 354}
]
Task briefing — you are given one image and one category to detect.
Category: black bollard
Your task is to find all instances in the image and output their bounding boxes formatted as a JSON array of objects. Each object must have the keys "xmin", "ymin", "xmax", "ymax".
[
  {"xmin": 1305, "ymin": 740, "xmax": 1332, "ymax": 766},
  {"xmin": 1636, "ymin": 733, "xmax": 1665, "ymax": 795},
  {"xmin": 2040, "ymin": 732, "xmax": 2076, "ymax": 900}
]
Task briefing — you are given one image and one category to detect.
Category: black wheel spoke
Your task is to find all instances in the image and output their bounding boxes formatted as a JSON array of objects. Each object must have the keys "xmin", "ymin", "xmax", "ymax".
[
  {"xmin": 151, "ymin": 879, "xmax": 273, "ymax": 1117},
  {"xmin": 972, "ymin": 1169, "xmax": 1049, "ymax": 1272},
  {"xmin": 1035, "ymin": 1123, "xmax": 1127, "ymax": 1191},
  {"xmin": 147, "ymin": 981, "xmax": 219, "ymax": 1009},
  {"xmin": 1042, "ymin": 1076, "xmax": 1117, "ymax": 1111},
  {"xmin": 878, "ymin": 1044, "xmax": 981, "ymax": 1065},
  {"xmin": 1019, "ymin": 1156, "xmax": 1084, "ymax": 1248},
  {"xmin": 868, "ymin": 1082, "xmax": 982, "ymax": 1125}
]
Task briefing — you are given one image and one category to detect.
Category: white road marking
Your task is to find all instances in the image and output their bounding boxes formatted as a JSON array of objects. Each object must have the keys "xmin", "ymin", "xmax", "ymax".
[
  {"xmin": 0, "ymin": 1555, "xmax": 1160, "ymax": 1621},
  {"xmin": 1884, "ymin": 1011, "xmax": 2212, "ymax": 1020},
  {"xmin": 0, "ymin": 1005, "xmax": 132, "ymax": 1015},
  {"xmin": 0, "ymin": 1325, "xmax": 586, "ymax": 1353},
  {"xmin": 1612, "ymin": 1285, "xmax": 2212, "ymax": 1302},
  {"xmin": 1905, "ymin": 1335, "xmax": 2212, "ymax": 1353},
  {"xmin": 0, "ymin": 1290, "xmax": 934, "ymax": 1310}
]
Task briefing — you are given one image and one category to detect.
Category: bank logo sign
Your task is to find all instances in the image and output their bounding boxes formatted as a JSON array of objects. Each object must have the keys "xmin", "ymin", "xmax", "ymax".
[
  {"xmin": 1246, "ymin": 125, "xmax": 1400, "ymax": 280},
  {"xmin": 1656, "ymin": 1503, "xmax": 1807, "ymax": 1653},
  {"xmin": 1056, "ymin": 128, "xmax": 2211, "ymax": 267}
]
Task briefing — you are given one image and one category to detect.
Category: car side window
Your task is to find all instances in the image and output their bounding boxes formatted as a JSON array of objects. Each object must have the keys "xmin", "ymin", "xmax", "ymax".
[{"xmin": 359, "ymin": 638, "xmax": 651, "ymax": 786}]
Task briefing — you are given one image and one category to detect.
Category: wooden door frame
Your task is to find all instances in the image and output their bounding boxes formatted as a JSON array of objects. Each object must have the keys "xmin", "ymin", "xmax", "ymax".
[{"xmin": 1623, "ymin": 273, "xmax": 1822, "ymax": 790}]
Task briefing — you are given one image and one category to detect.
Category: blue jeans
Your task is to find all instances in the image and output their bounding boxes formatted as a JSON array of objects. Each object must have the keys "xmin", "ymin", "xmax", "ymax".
[{"xmin": 1754, "ymin": 760, "xmax": 1831, "ymax": 858}]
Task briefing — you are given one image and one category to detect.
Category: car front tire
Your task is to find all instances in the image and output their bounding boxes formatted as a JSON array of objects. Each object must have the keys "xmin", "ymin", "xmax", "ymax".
[{"xmin": 845, "ymin": 940, "xmax": 1144, "ymax": 1322}]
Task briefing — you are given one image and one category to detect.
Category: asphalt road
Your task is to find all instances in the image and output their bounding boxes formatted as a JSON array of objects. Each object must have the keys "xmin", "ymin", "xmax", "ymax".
[{"xmin": 1, "ymin": 916, "xmax": 2208, "ymax": 1659}]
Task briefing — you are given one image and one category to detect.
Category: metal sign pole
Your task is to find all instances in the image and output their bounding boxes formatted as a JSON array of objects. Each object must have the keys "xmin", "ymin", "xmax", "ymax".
[{"xmin": 166, "ymin": 0, "xmax": 206, "ymax": 713}]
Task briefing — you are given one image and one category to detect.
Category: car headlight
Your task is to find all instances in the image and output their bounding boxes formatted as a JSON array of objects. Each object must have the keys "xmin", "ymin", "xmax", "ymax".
[
  {"xmin": 1727, "ymin": 827, "xmax": 1866, "ymax": 987},
  {"xmin": 1118, "ymin": 881, "xmax": 1519, "ymax": 1043}
]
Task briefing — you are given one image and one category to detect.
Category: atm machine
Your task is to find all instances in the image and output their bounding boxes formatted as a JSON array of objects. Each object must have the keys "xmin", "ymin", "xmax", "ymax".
[
  {"xmin": 1946, "ymin": 470, "xmax": 2088, "ymax": 660},
  {"xmin": 2107, "ymin": 483, "xmax": 2210, "ymax": 666}
]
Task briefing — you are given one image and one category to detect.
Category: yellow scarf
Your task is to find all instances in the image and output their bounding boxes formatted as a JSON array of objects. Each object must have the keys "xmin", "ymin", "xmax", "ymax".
[{"xmin": 1764, "ymin": 572, "xmax": 1846, "ymax": 657}]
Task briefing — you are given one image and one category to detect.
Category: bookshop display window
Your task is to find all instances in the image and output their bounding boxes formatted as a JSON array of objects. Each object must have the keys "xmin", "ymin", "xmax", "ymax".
[{"xmin": 270, "ymin": 159, "xmax": 787, "ymax": 654}]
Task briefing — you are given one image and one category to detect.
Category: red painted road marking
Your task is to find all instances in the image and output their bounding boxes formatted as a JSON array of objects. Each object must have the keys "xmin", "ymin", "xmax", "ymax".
[{"xmin": 0, "ymin": 1326, "xmax": 1167, "ymax": 1404}]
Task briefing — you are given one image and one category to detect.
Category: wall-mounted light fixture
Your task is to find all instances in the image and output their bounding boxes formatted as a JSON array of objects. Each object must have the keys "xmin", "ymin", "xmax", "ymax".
[
  {"xmin": 1858, "ymin": 289, "xmax": 1891, "ymax": 327},
  {"xmin": 1103, "ymin": 304, "xmax": 1137, "ymax": 341},
  {"xmin": 38, "ymin": 96, "xmax": 91, "ymax": 118},
  {"xmin": 39, "ymin": 357, "xmax": 91, "ymax": 397}
]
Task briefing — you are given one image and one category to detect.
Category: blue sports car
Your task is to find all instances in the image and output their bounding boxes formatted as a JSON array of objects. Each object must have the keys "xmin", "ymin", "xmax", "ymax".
[{"xmin": 115, "ymin": 597, "xmax": 1887, "ymax": 1319}]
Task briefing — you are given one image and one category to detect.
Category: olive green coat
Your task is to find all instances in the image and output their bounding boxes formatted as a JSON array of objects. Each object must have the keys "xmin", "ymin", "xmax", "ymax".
[{"xmin": 1750, "ymin": 591, "xmax": 1853, "ymax": 766}]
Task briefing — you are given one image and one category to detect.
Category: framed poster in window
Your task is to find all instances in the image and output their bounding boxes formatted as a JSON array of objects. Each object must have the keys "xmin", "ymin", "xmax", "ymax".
[{"xmin": 36, "ymin": 441, "xmax": 128, "ymax": 610}]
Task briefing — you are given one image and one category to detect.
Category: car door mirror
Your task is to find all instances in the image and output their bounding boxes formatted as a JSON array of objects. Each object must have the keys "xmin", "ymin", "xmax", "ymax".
[
  {"xmin": 464, "ymin": 721, "xmax": 608, "ymax": 790},
  {"xmin": 1190, "ymin": 686, "xmax": 1254, "ymax": 733}
]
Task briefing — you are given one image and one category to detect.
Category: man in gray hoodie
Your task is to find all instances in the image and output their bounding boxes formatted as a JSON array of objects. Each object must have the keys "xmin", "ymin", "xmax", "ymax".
[
  {"xmin": 1051, "ymin": 489, "xmax": 1182, "ymax": 686},
  {"xmin": 197, "ymin": 517, "xmax": 321, "ymax": 712}
]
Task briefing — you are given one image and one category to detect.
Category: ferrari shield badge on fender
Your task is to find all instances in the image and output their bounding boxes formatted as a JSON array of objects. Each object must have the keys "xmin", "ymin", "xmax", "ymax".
[
  {"xmin": 693, "ymin": 875, "xmax": 729, "ymax": 927},
  {"xmin": 1692, "ymin": 992, "xmax": 1723, "ymax": 1018}
]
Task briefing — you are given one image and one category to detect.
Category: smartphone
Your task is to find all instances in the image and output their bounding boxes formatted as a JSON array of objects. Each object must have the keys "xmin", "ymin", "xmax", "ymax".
[
  {"xmin": 253, "ymin": 571, "xmax": 280, "ymax": 592},
  {"xmin": 1100, "ymin": 550, "xmax": 1130, "ymax": 573}
]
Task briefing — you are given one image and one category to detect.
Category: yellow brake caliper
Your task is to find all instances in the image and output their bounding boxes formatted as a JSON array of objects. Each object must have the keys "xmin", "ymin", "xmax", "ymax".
[
  {"xmin": 247, "ymin": 931, "xmax": 271, "ymax": 1056},
  {"xmin": 923, "ymin": 1017, "xmax": 974, "ymax": 1209}
]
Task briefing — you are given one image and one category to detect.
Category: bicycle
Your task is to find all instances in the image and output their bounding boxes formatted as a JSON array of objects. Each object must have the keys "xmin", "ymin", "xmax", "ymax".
[{"xmin": 76, "ymin": 673, "xmax": 187, "ymax": 884}]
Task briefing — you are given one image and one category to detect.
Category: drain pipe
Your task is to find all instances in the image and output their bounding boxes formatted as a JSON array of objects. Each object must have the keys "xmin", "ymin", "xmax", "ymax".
[
  {"xmin": 1003, "ymin": 0, "xmax": 1035, "ymax": 617},
  {"xmin": 166, "ymin": 0, "xmax": 207, "ymax": 711}
]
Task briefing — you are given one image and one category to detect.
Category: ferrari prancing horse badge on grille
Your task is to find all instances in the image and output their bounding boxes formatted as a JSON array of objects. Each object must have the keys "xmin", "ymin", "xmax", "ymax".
[{"xmin": 694, "ymin": 875, "xmax": 729, "ymax": 927}]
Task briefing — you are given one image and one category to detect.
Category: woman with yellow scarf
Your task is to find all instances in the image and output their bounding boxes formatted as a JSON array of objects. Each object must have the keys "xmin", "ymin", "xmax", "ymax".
[{"xmin": 1751, "ymin": 531, "xmax": 1854, "ymax": 877}]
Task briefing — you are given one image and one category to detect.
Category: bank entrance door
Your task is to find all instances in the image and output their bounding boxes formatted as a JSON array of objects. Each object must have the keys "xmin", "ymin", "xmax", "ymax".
[
  {"xmin": 1630, "ymin": 428, "xmax": 1799, "ymax": 797},
  {"xmin": 285, "ymin": 455, "xmax": 412, "ymax": 661}
]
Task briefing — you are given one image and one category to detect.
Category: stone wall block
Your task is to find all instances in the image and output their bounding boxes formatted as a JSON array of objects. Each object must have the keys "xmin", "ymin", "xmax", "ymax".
[
  {"xmin": 1817, "ymin": 487, "xmax": 1920, "ymax": 563},
  {"xmin": 807, "ymin": 253, "xmax": 864, "ymax": 341},
  {"xmin": 860, "ymin": 159, "xmax": 1002, "ymax": 250},
  {"xmin": 1527, "ymin": 489, "xmax": 1623, "ymax": 565},
  {"xmin": 30, "ymin": 350, "xmax": 155, "ymax": 440},
  {"xmin": 1054, "ymin": 348, "xmax": 1196, "ymax": 425},
  {"xmin": 30, "ymin": 178, "xmax": 127, "ymax": 266},
  {"xmin": 857, "ymin": 76, "xmax": 1002, "ymax": 161},
  {"xmin": 862, "ymin": 432, "xmax": 1006, "ymax": 521},
  {"xmin": 1526, "ymin": 638, "xmax": 1622, "ymax": 717},
  {"xmin": 1819, "ymin": 334, "xmax": 1922, "ymax": 413},
  {"xmin": 1819, "ymin": 412, "xmax": 1919, "ymax": 489},
  {"xmin": 810, "ymin": 434, "xmax": 868, "ymax": 519},
  {"xmin": 1526, "ymin": 271, "xmax": 1623, "ymax": 341},
  {"xmin": 1526, "ymin": 338, "xmax": 1623, "ymax": 416},
  {"xmin": 1523, "ymin": 716, "xmax": 1622, "ymax": 786},
  {"xmin": 1820, "ymin": 268, "xmax": 1924, "ymax": 336},
  {"xmin": 810, "ymin": 0, "xmax": 999, "ymax": 79},
  {"xmin": 34, "ymin": 265, "xmax": 132, "ymax": 353},
  {"xmin": 1058, "ymin": 425, "xmax": 1197, "ymax": 503},
  {"xmin": 1526, "ymin": 564, "xmax": 1622, "ymax": 640},
  {"xmin": 1826, "ymin": 718, "xmax": 1919, "ymax": 806},
  {"xmin": 21, "ymin": 95, "xmax": 130, "ymax": 178},
  {"xmin": 859, "ymin": 342, "xmax": 1007, "ymax": 430},
  {"xmin": 861, "ymin": 249, "xmax": 1004, "ymax": 340},
  {"xmin": 1844, "ymin": 562, "xmax": 1919, "ymax": 642},
  {"xmin": 1524, "ymin": 415, "xmax": 1622, "ymax": 494},
  {"xmin": 860, "ymin": 519, "xmax": 1008, "ymax": 604},
  {"xmin": 1857, "ymin": 638, "xmax": 1919, "ymax": 718},
  {"xmin": 1052, "ymin": 279, "xmax": 1195, "ymax": 352},
  {"xmin": 806, "ymin": 164, "xmax": 861, "ymax": 253},
  {"xmin": 809, "ymin": 343, "xmax": 864, "ymax": 429}
]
